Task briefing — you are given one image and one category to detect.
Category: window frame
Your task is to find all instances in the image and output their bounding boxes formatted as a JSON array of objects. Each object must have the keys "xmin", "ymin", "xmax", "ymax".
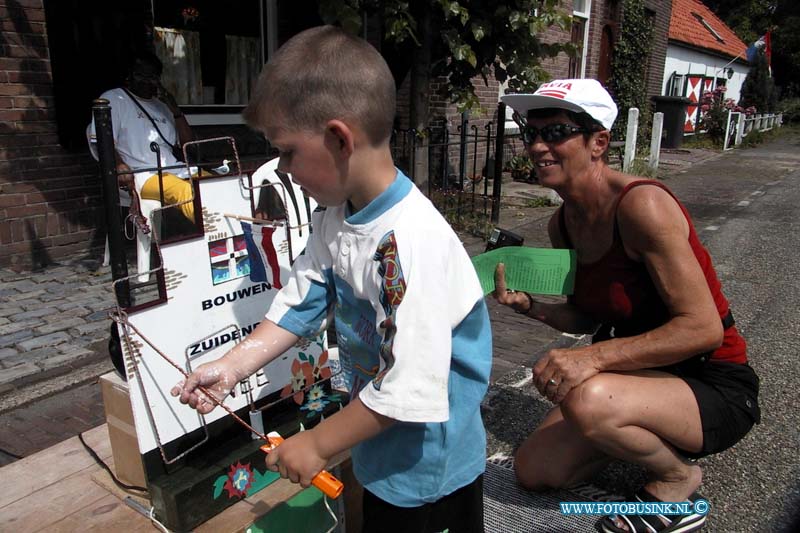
[
  {"xmin": 150, "ymin": 0, "xmax": 277, "ymax": 125},
  {"xmin": 572, "ymin": 0, "xmax": 592, "ymax": 79}
]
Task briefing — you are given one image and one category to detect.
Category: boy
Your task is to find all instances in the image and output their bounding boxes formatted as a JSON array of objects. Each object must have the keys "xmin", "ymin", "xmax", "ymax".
[{"xmin": 172, "ymin": 26, "xmax": 491, "ymax": 532}]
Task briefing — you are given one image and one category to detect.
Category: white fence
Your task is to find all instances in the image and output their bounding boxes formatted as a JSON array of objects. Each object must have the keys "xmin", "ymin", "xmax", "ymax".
[
  {"xmin": 620, "ymin": 107, "xmax": 784, "ymax": 171},
  {"xmin": 724, "ymin": 111, "xmax": 783, "ymax": 151},
  {"xmin": 620, "ymin": 107, "xmax": 663, "ymax": 173}
]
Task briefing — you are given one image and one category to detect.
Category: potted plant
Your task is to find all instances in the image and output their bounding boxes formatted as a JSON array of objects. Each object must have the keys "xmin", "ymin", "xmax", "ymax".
[{"xmin": 505, "ymin": 155, "xmax": 535, "ymax": 182}]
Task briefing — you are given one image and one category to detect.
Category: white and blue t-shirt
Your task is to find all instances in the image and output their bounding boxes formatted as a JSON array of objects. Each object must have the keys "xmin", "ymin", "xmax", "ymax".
[{"xmin": 266, "ymin": 170, "xmax": 492, "ymax": 507}]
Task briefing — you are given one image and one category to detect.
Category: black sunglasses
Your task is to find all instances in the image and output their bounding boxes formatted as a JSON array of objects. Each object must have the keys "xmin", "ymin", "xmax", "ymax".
[{"xmin": 512, "ymin": 112, "xmax": 591, "ymax": 144}]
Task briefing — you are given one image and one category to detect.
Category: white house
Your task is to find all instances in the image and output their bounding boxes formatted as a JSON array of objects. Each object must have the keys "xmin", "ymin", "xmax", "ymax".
[{"xmin": 662, "ymin": 0, "xmax": 749, "ymax": 134}]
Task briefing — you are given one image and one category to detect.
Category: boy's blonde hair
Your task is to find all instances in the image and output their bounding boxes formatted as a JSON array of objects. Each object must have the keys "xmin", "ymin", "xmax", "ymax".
[{"xmin": 244, "ymin": 25, "xmax": 396, "ymax": 146}]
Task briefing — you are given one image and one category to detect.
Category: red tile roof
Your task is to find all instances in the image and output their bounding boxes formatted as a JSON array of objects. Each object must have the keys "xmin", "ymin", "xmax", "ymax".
[{"xmin": 669, "ymin": 0, "xmax": 747, "ymax": 60}]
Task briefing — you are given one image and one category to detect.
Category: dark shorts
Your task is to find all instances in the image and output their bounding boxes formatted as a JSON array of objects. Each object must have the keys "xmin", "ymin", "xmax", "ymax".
[
  {"xmin": 361, "ymin": 474, "xmax": 484, "ymax": 533},
  {"xmin": 661, "ymin": 357, "xmax": 761, "ymax": 458}
]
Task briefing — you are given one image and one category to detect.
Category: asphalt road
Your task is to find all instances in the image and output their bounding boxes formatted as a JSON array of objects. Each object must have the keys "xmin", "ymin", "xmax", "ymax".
[{"xmin": 483, "ymin": 130, "xmax": 800, "ymax": 532}]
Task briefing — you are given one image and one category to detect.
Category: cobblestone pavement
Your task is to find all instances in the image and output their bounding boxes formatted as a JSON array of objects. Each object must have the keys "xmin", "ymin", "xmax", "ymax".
[
  {"xmin": 0, "ymin": 258, "xmax": 115, "ymax": 395},
  {"xmin": 0, "ymin": 147, "xmax": 723, "ymax": 467}
]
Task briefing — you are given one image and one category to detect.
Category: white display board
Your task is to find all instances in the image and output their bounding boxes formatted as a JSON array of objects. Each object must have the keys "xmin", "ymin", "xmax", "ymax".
[{"xmin": 118, "ymin": 159, "xmax": 325, "ymax": 455}]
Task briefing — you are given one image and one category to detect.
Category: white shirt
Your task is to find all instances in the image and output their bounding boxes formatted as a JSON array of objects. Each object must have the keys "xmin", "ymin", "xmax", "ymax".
[
  {"xmin": 86, "ymin": 88, "xmax": 188, "ymax": 179},
  {"xmin": 265, "ymin": 171, "xmax": 492, "ymax": 506}
]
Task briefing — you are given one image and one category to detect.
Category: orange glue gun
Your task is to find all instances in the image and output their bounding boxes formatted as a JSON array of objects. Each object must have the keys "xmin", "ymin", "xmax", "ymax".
[{"xmin": 260, "ymin": 431, "xmax": 344, "ymax": 499}]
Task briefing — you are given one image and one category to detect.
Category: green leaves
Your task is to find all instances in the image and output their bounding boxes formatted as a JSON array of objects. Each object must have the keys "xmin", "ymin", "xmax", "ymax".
[
  {"xmin": 318, "ymin": 0, "xmax": 571, "ymax": 111},
  {"xmin": 609, "ymin": 0, "xmax": 654, "ymax": 138},
  {"xmin": 318, "ymin": 2, "xmax": 362, "ymax": 35}
]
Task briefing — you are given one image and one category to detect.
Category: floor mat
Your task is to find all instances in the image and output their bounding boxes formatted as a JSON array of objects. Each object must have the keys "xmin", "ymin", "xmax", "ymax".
[{"xmin": 483, "ymin": 456, "xmax": 622, "ymax": 533}]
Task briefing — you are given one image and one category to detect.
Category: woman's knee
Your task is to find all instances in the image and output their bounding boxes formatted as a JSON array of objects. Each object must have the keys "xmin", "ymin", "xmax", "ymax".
[
  {"xmin": 513, "ymin": 434, "xmax": 579, "ymax": 491},
  {"xmin": 514, "ymin": 447, "xmax": 569, "ymax": 490},
  {"xmin": 561, "ymin": 374, "xmax": 619, "ymax": 434}
]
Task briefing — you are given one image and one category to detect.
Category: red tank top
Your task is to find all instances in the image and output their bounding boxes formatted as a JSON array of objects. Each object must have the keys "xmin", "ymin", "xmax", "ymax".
[{"xmin": 559, "ymin": 180, "xmax": 747, "ymax": 364}]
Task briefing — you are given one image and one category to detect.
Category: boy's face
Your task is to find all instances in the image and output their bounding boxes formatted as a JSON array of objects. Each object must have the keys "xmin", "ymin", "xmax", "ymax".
[{"xmin": 266, "ymin": 125, "xmax": 348, "ymax": 207}]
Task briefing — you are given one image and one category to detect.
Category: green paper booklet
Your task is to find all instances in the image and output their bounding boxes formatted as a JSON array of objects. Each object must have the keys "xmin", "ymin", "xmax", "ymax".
[{"xmin": 471, "ymin": 247, "xmax": 576, "ymax": 296}]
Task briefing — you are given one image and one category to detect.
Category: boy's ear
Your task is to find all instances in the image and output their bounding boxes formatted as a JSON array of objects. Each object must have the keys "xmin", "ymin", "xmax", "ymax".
[{"xmin": 326, "ymin": 119, "xmax": 355, "ymax": 159}]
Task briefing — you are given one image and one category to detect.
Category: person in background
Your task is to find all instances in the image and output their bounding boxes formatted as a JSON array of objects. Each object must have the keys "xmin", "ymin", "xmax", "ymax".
[
  {"xmin": 494, "ymin": 79, "xmax": 759, "ymax": 533},
  {"xmin": 172, "ymin": 26, "xmax": 492, "ymax": 533},
  {"xmin": 87, "ymin": 51, "xmax": 195, "ymax": 225}
]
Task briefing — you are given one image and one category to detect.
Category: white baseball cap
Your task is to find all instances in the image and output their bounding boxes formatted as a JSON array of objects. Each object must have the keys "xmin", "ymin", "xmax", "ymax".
[{"xmin": 501, "ymin": 79, "xmax": 618, "ymax": 130}]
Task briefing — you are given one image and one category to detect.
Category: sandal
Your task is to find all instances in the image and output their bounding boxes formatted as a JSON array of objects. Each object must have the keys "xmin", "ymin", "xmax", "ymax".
[{"xmin": 599, "ymin": 488, "xmax": 707, "ymax": 533}]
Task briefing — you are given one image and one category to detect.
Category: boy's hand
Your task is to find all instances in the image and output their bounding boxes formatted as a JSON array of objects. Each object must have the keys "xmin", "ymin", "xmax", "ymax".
[
  {"xmin": 265, "ymin": 430, "xmax": 329, "ymax": 488},
  {"xmin": 170, "ymin": 359, "xmax": 242, "ymax": 414}
]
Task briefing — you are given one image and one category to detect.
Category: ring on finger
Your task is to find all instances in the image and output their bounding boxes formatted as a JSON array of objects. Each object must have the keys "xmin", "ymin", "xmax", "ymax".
[
  {"xmin": 548, "ymin": 378, "xmax": 558, "ymax": 386},
  {"xmin": 506, "ymin": 289, "xmax": 516, "ymax": 294}
]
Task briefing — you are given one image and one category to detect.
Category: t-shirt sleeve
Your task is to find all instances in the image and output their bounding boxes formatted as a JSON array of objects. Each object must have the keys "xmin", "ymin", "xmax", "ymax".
[
  {"xmin": 357, "ymin": 225, "xmax": 484, "ymax": 423},
  {"xmin": 265, "ymin": 210, "xmax": 336, "ymax": 338},
  {"xmin": 87, "ymin": 89, "xmax": 124, "ymax": 161}
]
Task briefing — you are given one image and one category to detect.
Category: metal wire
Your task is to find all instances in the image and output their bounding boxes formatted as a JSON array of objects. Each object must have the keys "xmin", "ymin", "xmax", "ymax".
[{"xmin": 110, "ymin": 311, "xmax": 269, "ymax": 441}]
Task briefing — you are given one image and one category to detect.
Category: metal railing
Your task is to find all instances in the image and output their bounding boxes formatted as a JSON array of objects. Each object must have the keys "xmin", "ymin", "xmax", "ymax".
[{"xmin": 390, "ymin": 103, "xmax": 514, "ymax": 235}]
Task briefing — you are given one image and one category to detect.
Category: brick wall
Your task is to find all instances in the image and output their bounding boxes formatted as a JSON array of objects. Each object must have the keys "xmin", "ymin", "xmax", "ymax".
[
  {"xmin": 584, "ymin": 0, "xmax": 606, "ymax": 79},
  {"xmin": 584, "ymin": 0, "xmax": 671, "ymax": 102},
  {"xmin": 0, "ymin": 0, "xmax": 102, "ymax": 270},
  {"xmin": 644, "ymin": 0, "xmax": 672, "ymax": 101}
]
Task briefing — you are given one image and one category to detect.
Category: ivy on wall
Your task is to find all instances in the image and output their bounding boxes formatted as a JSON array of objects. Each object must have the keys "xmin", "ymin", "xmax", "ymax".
[{"xmin": 608, "ymin": 0, "xmax": 653, "ymax": 140}]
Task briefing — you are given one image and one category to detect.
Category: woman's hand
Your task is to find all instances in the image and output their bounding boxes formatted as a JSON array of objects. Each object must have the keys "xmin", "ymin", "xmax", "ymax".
[
  {"xmin": 265, "ymin": 429, "xmax": 329, "ymax": 488},
  {"xmin": 116, "ymin": 162, "xmax": 134, "ymax": 190},
  {"xmin": 533, "ymin": 346, "xmax": 601, "ymax": 404},
  {"xmin": 170, "ymin": 358, "xmax": 243, "ymax": 414},
  {"xmin": 492, "ymin": 263, "xmax": 531, "ymax": 313}
]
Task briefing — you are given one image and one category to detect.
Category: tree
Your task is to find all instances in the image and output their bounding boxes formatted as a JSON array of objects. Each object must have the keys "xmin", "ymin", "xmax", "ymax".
[
  {"xmin": 739, "ymin": 48, "xmax": 777, "ymax": 112},
  {"xmin": 771, "ymin": 2, "xmax": 800, "ymax": 96},
  {"xmin": 318, "ymin": 0, "xmax": 574, "ymax": 124},
  {"xmin": 702, "ymin": 0, "xmax": 775, "ymax": 45},
  {"xmin": 318, "ymin": 1, "xmax": 574, "ymax": 184},
  {"xmin": 704, "ymin": 1, "xmax": 800, "ymax": 97},
  {"xmin": 607, "ymin": 0, "xmax": 652, "ymax": 139}
]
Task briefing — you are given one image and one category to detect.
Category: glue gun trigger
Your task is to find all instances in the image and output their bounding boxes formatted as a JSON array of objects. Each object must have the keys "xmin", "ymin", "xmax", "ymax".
[
  {"xmin": 257, "ymin": 431, "xmax": 345, "ymax": 499},
  {"xmin": 259, "ymin": 431, "xmax": 284, "ymax": 454}
]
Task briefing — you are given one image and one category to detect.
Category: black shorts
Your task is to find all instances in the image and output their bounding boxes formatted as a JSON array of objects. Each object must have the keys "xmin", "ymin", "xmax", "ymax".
[
  {"xmin": 661, "ymin": 357, "xmax": 761, "ymax": 458},
  {"xmin": 361, "ymin": 474, "xmax": 484, "ymax": 533}
]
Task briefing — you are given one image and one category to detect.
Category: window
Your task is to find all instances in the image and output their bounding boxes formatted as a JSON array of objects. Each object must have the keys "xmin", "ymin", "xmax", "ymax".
[
  {"xmin": 150, "ymin": 0, "xmax": 323, "ymax": 124},
  {"xmin": 573, "ymin": 0, "xmax": 590, "ymax": 18},
  {"xmin": 152, "ymin": 0, "xmax": 263, "ymax": 107},
  {"xmin": 692, "ymin": 12, "xmax": 724, "ymax": 43},
  {"xmin": 668, "ymin": 73, "xmax": 686, "ymax": 96},
  {"xmin": 570, "ymin": 1, "xmax": 591, "ymax": 78},
  {"xmin": 568, "ymin": 18, "xmax": 586, "ymax": 78},
  {"xmin": 44, "ymin": 0, "xmax": 327, "ymax": 146}
]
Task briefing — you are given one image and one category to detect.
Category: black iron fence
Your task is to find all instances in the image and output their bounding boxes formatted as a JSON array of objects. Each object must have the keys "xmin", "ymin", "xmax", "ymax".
[{"xmin": 391, "ymin": 103, "xmax": 521, "ymax": 238}]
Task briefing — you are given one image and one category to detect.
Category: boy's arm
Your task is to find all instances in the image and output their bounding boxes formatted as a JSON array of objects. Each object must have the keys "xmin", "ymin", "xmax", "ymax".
[
  {"xmin": 172, "ymin": 319, "xmax": 299, "ymax": 413},
  {"xmin": 265, "ymin": 398, "xmax": 394, "ymax": 487}
]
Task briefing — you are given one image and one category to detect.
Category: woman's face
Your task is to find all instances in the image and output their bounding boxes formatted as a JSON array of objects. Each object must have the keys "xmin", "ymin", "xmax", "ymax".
[
  {"xmin": 127, "ymin": 62, "xmax": 161, "ymax": 99},
  {"xmin": 523, "ymin": 111, "xmax": 595, "ymax": 188}
]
